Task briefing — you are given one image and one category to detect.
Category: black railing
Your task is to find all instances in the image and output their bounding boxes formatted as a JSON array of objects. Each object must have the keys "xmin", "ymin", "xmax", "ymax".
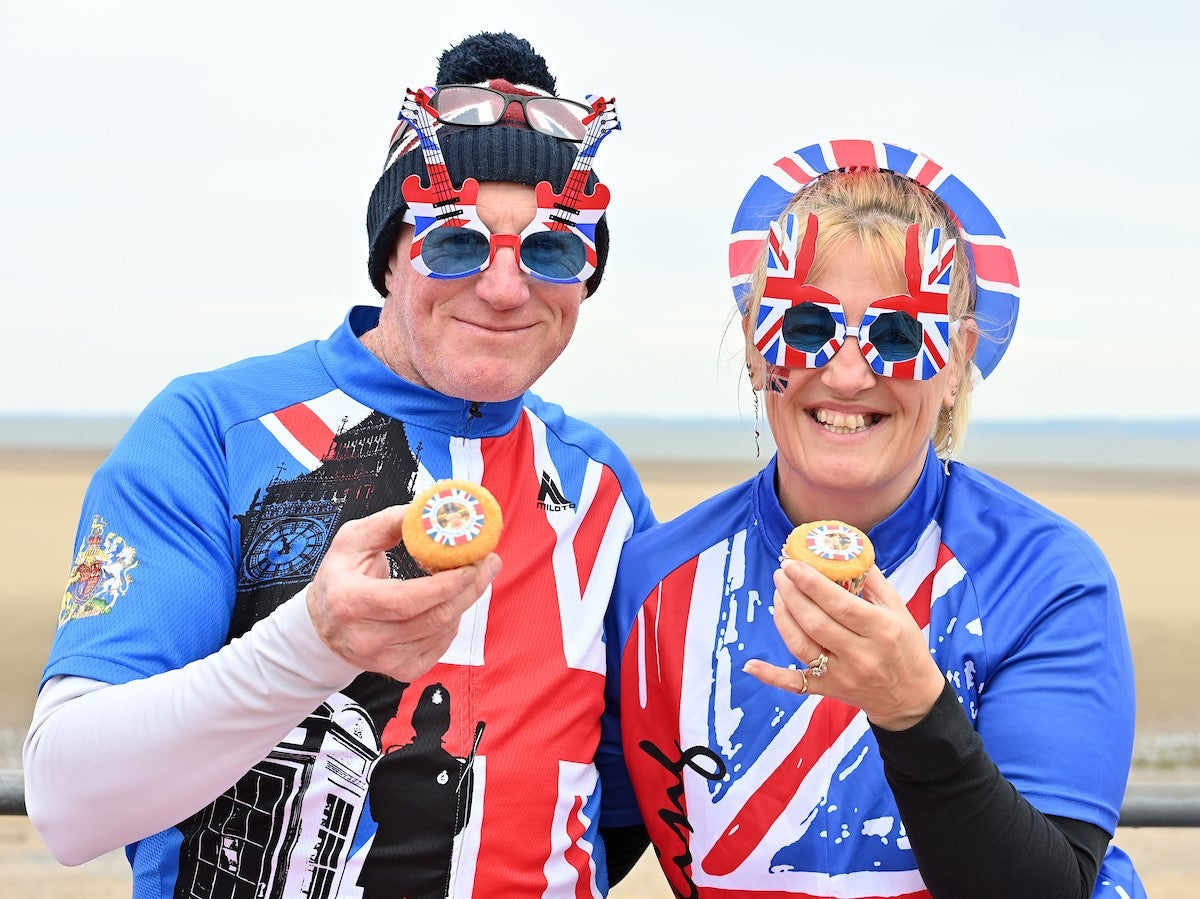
[
  {"xmin": 2, "ymin": 770, "xmax": 1198, "ymax": 825},
  {"xmin": 1115, "ymin": 782, "xmax": 1200, "ymax": 827},
  {"xmin": 2, "ymin": 770, "xmax": 24, "ymax": 816}
]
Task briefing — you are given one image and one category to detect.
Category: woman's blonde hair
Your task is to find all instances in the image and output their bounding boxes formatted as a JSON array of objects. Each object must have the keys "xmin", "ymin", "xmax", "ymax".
[{"xmin": 743, "ymin": 169, "xmax": 975, "ymax": 456}]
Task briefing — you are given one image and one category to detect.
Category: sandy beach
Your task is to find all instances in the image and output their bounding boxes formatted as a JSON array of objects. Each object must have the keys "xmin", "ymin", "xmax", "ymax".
[{"xmin": 2, "ymin": 449, "xmax": 1196, "ymax": 896}]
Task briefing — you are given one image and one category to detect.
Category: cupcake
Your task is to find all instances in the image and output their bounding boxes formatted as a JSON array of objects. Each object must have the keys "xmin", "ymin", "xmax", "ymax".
[
  {"xmin": 402, "ymin": 479, "xmax": 503, "ymax": 572},
  {"xmin": 783, "ymin": 520, "xmax": 874, "ymax": 595}
]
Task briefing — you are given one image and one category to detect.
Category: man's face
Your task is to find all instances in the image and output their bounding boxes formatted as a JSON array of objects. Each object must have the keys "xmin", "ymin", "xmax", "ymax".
[{"xmin": 375, "ymin": 182, "xmax": 587, "ymax": 403}]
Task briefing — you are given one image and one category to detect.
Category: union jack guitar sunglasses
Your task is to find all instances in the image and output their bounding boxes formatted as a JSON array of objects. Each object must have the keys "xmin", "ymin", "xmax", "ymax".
[
  {"xmin": 754, "ymin": 212, "xmax": 957, "ymax": 381},
  {"xmin": 397, "ymin": 86, "xmax": 619, "ymax": 285}
]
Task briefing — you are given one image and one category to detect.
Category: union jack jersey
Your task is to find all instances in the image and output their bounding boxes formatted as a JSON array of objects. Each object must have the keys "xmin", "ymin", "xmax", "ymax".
[
  {"xmin": 45, "ymin": 306, "xmax": 655, "ymax": 898},
  {"xmin": 601, "ymin": 450, "xmax": 1143, "ymax": 897}
]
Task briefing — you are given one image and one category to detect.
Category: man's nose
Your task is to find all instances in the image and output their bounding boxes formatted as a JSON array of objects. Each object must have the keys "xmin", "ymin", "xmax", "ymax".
[{"xmin": 476, "ymin": 237, "xmax": 530, "ymax": 308}]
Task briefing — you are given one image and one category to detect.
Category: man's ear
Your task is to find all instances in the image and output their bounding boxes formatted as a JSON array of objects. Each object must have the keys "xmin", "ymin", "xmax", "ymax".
[{"xmin": 383, "ymin": 222, "xmax": 418, "ymax": 296}]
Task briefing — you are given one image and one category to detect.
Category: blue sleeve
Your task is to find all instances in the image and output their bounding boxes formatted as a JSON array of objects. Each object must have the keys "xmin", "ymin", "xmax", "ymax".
[
  {"xmin": 952, "ymin": 487, "xmax": 1136, "ymax": 834},
  {"xmin": 43, "ymin": 379, "xmax": 241, "ymax": 687}
]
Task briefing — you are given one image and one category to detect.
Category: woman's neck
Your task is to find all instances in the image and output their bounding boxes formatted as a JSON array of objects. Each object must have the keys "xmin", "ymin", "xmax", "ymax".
[{"xmin": 774, "ymin": 465, "xmax": 922, "ymax": 533}]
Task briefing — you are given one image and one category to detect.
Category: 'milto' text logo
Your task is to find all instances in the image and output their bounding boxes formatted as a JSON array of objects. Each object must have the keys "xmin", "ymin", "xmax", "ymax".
[{"xmin": 537, "ymin": 472, "xmax": 576, "ymax": 512}]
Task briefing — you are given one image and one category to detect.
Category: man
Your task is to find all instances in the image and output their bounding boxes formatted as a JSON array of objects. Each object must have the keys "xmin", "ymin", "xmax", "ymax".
[{"xmin": 25, "ymin": 31, "xmax": 652, "ymax": 898}]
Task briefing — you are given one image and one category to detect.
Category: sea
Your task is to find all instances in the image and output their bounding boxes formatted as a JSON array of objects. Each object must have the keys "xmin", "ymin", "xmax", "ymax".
[{"xmin": 2, "ymin": 414, "xmax": 1198, "ymax": 472}]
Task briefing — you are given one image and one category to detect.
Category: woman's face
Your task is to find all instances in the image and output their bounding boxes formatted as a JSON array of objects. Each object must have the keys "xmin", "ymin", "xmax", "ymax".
[{"xmin": 759, "ymin": 237, "xmax": 967, "ymax": 529}]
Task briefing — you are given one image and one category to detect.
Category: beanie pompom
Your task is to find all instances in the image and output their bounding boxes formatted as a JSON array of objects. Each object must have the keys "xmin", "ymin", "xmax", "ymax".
[{"xmin": 436, "ymin": 32, "xmax": 556, "ymax": 93}]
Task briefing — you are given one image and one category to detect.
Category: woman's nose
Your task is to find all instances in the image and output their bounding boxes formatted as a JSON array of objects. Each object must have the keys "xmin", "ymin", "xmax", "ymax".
[{"xmin": 820, "ymin": 337, "xmax": 877, "ymax": 392}]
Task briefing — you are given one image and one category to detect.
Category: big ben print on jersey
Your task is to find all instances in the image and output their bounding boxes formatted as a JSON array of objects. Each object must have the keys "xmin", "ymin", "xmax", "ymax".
[
  {"xmin": 242, "ymin": 517, "xmax": 328, "ymax": 582},
  {"xmin": 230, "ymin": 410, "xmax": 423, "ymax": 638},
  {"xmin": 175, "ymin": 406, "xmax": 427, "ymax": 899}
]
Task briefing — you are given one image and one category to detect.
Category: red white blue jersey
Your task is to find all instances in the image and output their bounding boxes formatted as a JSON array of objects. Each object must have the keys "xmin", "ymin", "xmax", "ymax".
[
  {"xmin": 45, "ymin": 306, "xmax": 654, "ymax": 899},
  {"xmin": 601, "ymin": 450, "xmax": 1143, "ymax": 897}
]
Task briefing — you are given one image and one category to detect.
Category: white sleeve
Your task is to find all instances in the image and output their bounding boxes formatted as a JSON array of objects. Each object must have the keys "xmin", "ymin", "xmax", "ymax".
[{"xmin": 22, "ymin": 589, "xmax": 362, "ymax": 866}]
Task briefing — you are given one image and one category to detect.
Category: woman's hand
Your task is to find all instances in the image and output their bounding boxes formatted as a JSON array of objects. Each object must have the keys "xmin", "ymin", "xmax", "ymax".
[{"xmin": 744, "ymin": 560, "xmax": 946, "ymax": 731}]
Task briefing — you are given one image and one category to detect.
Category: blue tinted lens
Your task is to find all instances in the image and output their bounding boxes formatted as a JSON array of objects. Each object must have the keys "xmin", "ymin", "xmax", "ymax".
[
  {"xmin": 869, "ymin": 311, "xmax": 923, "ymax": 361},
  {"xmin": 520, "ymin": 231, "xmax": 586, "ymax": 281},
  {"xmin": 782, "ymin": 302, "xmax": 837, "ymax": 353},
  {"xmin": 421, "ymin": 227, "xmax": 489, "ymax": 276}
]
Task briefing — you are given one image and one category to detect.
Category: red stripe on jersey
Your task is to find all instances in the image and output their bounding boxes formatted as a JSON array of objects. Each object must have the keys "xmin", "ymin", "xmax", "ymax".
[
  {"xmin": 273, "ymin": 402, "xmax": 335, "ymax": 461},
  {"xmin": 573, "ymin": 464, "xmax": 620, "ymax": 597},
  {"xmin": 565, "ymin": 794, "xmax": 594, "ymax": 899},
  {"xmin": 701, "ymin": 698, "xmax": 861, "ymax": 877},
  {"xmin": 460, "ymin": 416, "xmax": 604, "ymax": 897},
  {"xmin": 622, "ymin": 559, "xmax": 701, "ymax": 899},
  {"xmin": 906, "ymin": 545, "xmax": 947, "ymax": 631}
]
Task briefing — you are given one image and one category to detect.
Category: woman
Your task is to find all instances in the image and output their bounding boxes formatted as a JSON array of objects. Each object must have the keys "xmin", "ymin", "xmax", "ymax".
[{"xmin": 598, "ymin": 141, "xmax": 1144, "ymax": 897}]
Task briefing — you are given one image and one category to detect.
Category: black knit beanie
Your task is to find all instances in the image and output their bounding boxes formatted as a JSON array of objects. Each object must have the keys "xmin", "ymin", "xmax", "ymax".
[{"xmin": 366, "ymin": 32, "xmax": 610, "ymax": 297}]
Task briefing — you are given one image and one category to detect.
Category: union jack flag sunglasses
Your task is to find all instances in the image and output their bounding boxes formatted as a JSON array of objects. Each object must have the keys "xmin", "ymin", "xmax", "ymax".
[{"xmin": 754, "ymin": 213, "xmax": 957, "ymax": 381}]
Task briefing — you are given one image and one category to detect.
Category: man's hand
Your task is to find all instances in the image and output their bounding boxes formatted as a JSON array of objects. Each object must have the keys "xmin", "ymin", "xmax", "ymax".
[{"xmin": 306, "ymin": 505, "xmax": 500, "ymax": 682}]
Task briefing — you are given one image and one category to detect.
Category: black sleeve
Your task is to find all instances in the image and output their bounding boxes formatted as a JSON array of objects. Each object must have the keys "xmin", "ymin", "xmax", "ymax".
[
  {"xmin": 869, "ymin": 680, "xmax": 1111, "ymax": 899},
  {"xmin": 600, "ymin": 823, "xmax": 651, "ymax": 885}
]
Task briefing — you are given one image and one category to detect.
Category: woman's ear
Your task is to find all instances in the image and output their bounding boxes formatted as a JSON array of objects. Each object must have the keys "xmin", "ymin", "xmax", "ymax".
[
  {"xmin": 944, "ymin": 319, "xmax": 979, "ymax": 408},
  {"xmin": 742, "ymin": 315, "xmax": 768, "ymax": 391}
]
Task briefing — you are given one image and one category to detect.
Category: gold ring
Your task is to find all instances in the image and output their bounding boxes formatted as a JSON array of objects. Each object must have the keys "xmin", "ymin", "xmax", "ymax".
[
  {"xmin": 808, "ymin": 651, "xmax": 829, "ymax": 678},
  {"xmin": 794, "ymin": 669, "xmax": 809, "ymax": 695}
]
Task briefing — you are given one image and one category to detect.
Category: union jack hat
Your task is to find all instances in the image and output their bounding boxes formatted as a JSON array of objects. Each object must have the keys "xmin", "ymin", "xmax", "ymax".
[{"xmin": 728, "ymin": 139, "xmax": 1020, "ymax": 380}]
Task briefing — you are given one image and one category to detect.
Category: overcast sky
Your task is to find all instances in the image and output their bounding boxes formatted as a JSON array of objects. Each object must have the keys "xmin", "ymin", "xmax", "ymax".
[{"xmin": 3, "ymin": 1, "xmax": 1197, "ymax": 422}]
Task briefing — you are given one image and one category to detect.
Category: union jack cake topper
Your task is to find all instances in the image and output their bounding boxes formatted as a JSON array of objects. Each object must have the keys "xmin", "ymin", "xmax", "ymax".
[{"xmin": 729, "ymin": 139, "xmax": 1020, "ymax": 380}]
